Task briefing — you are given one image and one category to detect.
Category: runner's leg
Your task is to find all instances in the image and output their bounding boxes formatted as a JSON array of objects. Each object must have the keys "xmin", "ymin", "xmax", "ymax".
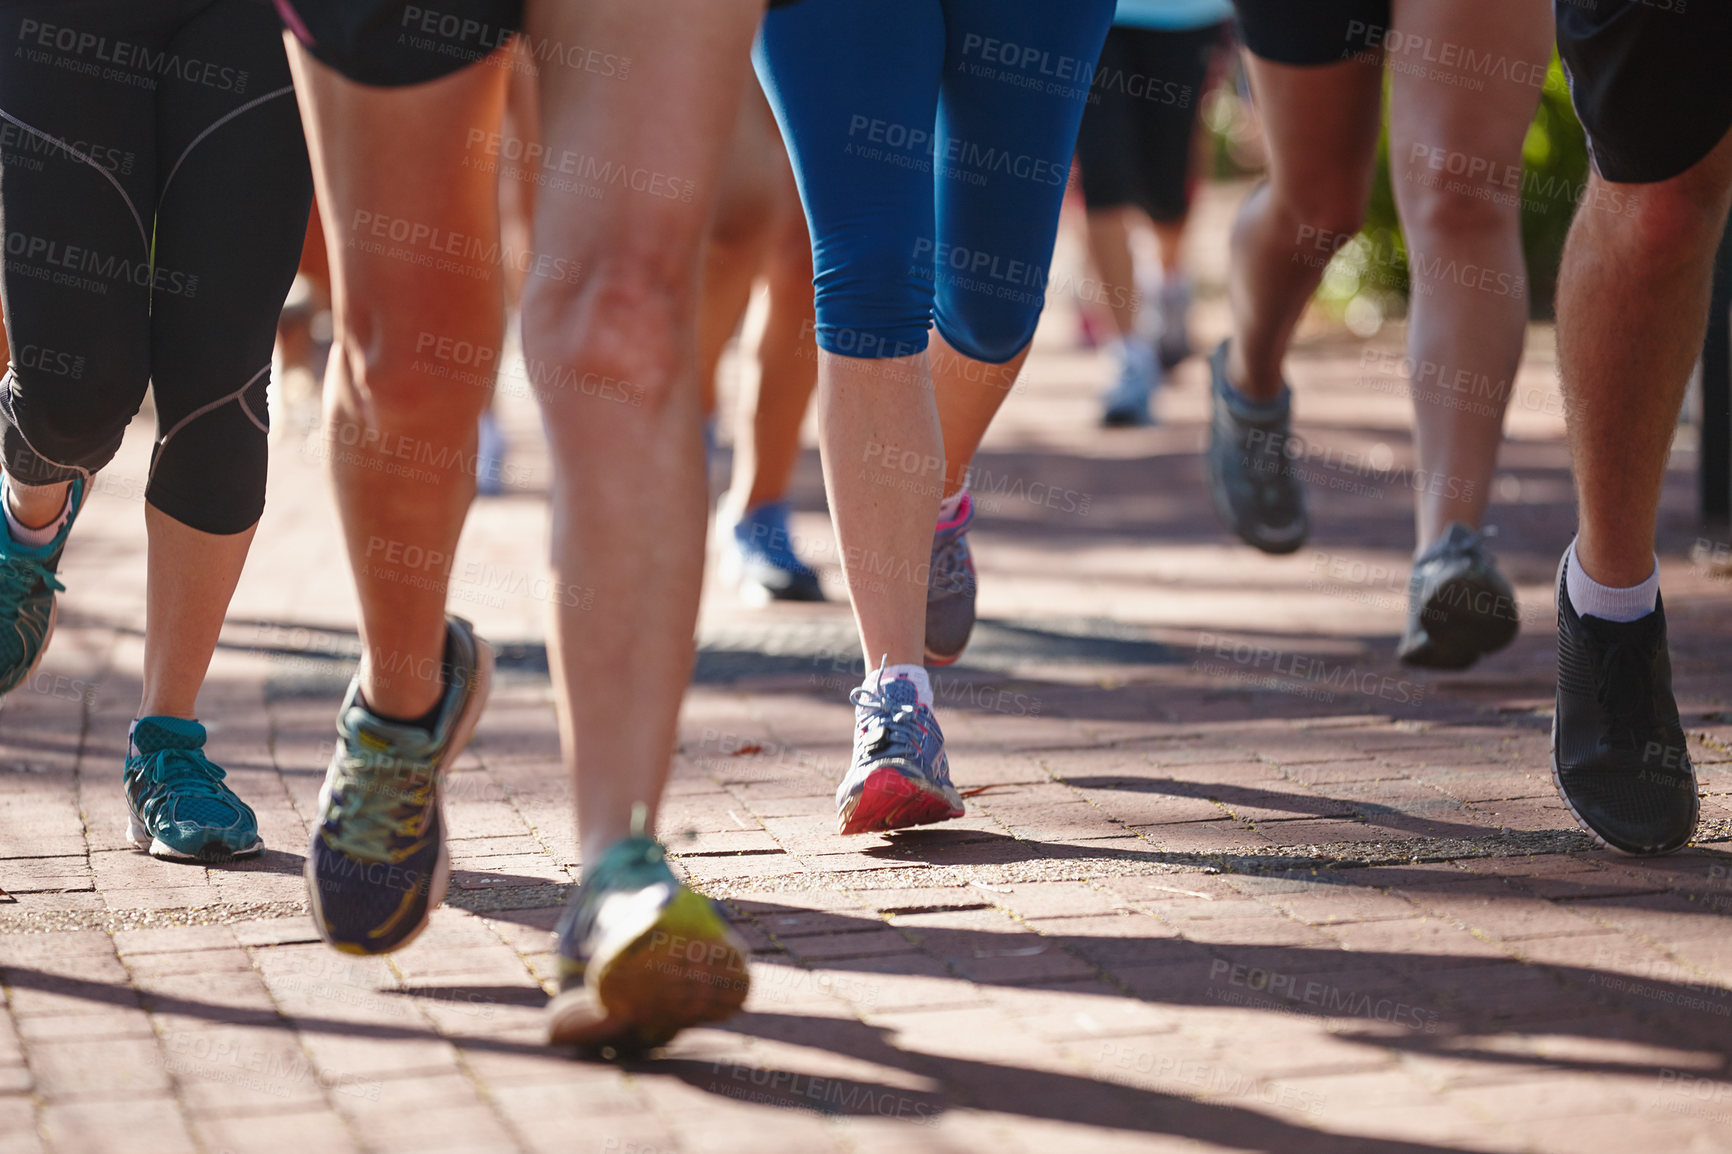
[
  {"xmin": 521, "ymin": 0, "xmax": 763, "ymax": 863},
  {"xmin": 284, "ymin": 44, "xmax": 510, "ymax": 721}
]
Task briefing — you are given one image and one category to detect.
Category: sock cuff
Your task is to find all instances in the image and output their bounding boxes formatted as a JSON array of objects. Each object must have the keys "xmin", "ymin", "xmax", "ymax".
[
  {"xmin": 1566, "ymin": 539, "xmax": 1660, "ymax": 623},
  {"xmin": 864, "ymin": 662, "xmax": 932, "ymax": 708}
]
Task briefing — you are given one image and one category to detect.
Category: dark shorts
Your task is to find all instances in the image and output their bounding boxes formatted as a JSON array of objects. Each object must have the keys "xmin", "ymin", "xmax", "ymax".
[
  {"xmin": 275, "ymin": 0, "xmax": 524, "ymax": 87},
  {"xmin": 1557, "ymin": 0, "xmax": 1732, "ymax": 184},
  {"xmin": 1075, "ymin": 22, "xmax": 1228, "ymax": 222},
  {"xmin": 1232, "ymin": 0, "xmax": 1387, "ymax": 67},
  {"xmin": 277, "ymin": 0, "xmax": 807, "ymax": 89}
]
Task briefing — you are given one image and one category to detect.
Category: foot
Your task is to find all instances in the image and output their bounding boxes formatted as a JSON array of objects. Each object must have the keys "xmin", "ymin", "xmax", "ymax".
[
  {"xmin": 1551, "ymin": 554, "xmax": 1697, "ymax": 856},
  {"xmin": 924, "ymin": 494, "xmax": 977, "ymax": 665},
  {"xmin": 1101, "ymin": 341, "xmax": 1159, "ymax": 428},
  {"xmin": 546, "ymin": 832, "xmax": 749, "ymax": 1050},
  {"xmin": 837, "ymin": 674, "xmax": 962, "ymax": 835},
  {"xmin": 1153, "ymin": 276, "xmax": 1194, "ymax": 371},
  {"xmin": 476, "ymin": 410, "xmax": 507, "ymax": 497},
  {"xmin": 306, "ymin": 616, "xmax": 493, "ymax": 954},
  {"xmin": 1204, "ymin": 341, "xmax": 1309, "ymax": 555},
  {"xmin": 124, "ymin": 717, "xmax": 261, "ymax": 861},
  {"xmin": 724, "ymin": 500, "xmax": 824, "ymax": 604},
  {"xmin": 0, "ymin": 477, "xmax": 86, "ymax": 695},
  {"xmin": 1397, "ymin": 523, "xmax": 1521, "ymax": 670}
]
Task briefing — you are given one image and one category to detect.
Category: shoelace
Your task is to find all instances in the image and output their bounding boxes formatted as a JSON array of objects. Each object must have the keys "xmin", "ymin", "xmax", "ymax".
[
  {"xmin": 0, "ymin": 552, "xmax": 64, "ymax": 621},
  {"xmin": 848, "ymin": 682, "xmax": 930, "ymax": 767},
  {"xmin": 129, "ymin": 746, "xmax": 236, "ymax": 826},
  {"xmin": 929, "ymin": 529, "xmax": 972, "ymax": 597},
  {"xmin": 323, "ymin": 751, "xmax": 435, "ymax": 861},
  {"xmin": 1592, "ymin": 639, "xmax": 1658, "ymax": 753}
]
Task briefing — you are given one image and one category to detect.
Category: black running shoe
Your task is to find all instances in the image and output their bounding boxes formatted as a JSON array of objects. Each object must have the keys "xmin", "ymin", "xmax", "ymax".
[
  {"xmin": 1397, "ymin": 523, "xmax": 1521, "ymax": 670},
  {"xmin": 1551, "ymin": 553, "xmax": 1697, "ymax": 856},
  {"xmin": 1204, "ymin": 341, "xmax": 1308, "ymax": 554}
]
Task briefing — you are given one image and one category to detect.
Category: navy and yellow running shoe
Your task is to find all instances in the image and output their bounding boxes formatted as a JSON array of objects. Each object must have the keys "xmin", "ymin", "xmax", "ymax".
[
  {"xmin": 0, "ymin": 477, "xmax": 86, "ymax": 696},
  {"xmin": 125, "ymin": 717, "xmax": 262, "ymax": 861},
  {"xmin": 306, "ymin": 616, "xmax": 492, "ymax": 954},
  {"xmin": 547, "ymin": 827, "xmax": 750, "ymax": 1050}
]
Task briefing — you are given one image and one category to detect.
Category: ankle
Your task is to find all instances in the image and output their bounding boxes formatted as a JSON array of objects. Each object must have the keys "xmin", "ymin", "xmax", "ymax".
[{"xmin": 3, "ymin": 476, "xmax": 73, "ymax": 539}]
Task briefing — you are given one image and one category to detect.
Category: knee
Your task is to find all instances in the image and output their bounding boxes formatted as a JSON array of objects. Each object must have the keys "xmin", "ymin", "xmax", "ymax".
[
  {"xmin": 1400, "ymin": 180, "xmax": 1516, "ymax": 250},
  {"xmin": 521, "ymin": 251, "xmax": 692, "ymax": 422},
  {"xmin": 1607, "ymin": 174, "xmax": 1731, "ymax": 266},
  {"xmin": 810, "ymin": 241, "xmax": 933, "ymax": 361},
  {"xmin": 5, "ymin": 363, "xmax": 144, "ymax": 472},
  {"xmin": 935, "ymin": 299, "xmax": 1039, "ymax": 366},
  {"xmin": 1263, "ymin": 177, "xmax": 1368, "ymax": 259},
  {"xmin": 326, "ymin": 297, "xmax": 501, "ymax": 430}
]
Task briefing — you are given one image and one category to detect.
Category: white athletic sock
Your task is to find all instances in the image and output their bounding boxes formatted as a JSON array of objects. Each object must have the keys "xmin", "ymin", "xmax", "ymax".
[
  {"xmin": 1566, "ymin": 539, "xmax": 1659, "ymax": 623},
  {"xmin": 2, "ymin": 477, "xmax": 70, "ymax": 548},
  {"xmin": 863, "ymin": 662, "xmax": 932, "ymax": 708},
  {"xmin": 937, "ymin": 486, "xmax": 967, "ymax": 525}
]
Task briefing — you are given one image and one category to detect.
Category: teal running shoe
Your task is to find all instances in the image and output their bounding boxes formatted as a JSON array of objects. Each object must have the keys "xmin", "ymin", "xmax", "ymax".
[
  {"xmin": 0, "ymin": 477, "xmax": 86, "ymax": 696},
  {"xmin": 547, "ymin": 825, "xmax": 750, "ymax": 1050},
  {"xmin": 306, "ymin": 616, "xmax": 492, "ymax": 955},
  {"xmin": 124, "ymin": 717, "xmax": 262, "ymax": 861}
]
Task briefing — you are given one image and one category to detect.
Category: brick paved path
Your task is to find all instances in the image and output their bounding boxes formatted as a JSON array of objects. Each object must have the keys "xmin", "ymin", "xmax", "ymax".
[{"xmin": 3, "ymin": 187, "xmax": 1731, "ymax": 1153}]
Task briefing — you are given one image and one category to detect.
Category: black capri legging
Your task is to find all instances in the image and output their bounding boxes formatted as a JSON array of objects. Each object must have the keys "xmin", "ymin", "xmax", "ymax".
[{"xmin": 0, "ymin": 0, "xmax": 312, "ymax": 535}]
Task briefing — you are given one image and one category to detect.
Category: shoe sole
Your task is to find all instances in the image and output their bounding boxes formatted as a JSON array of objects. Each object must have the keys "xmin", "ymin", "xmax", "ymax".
[
  {"xmin": 546, "ymin": 886, "xmax": 750, "ymax": 1050},
  {"xmin": 125, "ymin": 817, "xmax": 264, "ymax": 862},
  {"xmin": 1549, "ymin": 720, "xmax": 1697, "ymax": 858},
  {"xmin": 1397, "ymin": 575, "xmax": 1520, "ymax": 670},
  {"xmin": 304, "ymin": 629, "xmax": 495, "ymax": 955},
  {"xmin": 838, "ymin": 766, "xmax": 965, "ymax": 835}
]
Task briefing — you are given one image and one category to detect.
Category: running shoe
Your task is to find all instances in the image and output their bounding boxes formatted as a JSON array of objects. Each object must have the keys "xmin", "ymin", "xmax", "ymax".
[
  {"xmin": 124, "ymin": 717, "xmax": 262, "ymax": 861},
  {"xmin": 1397, "ymin": 523, "xmax": 1521, "ymax": 670},
  {"xmin": 1204, "ymin": 341, "xmax": 1308, "ymax": 555},
  {"xmin": 0, "ymin": 477, "xmax": 85, "ymax": 696},
  {"xmin": 1552, "ymin": 553, "xmax": 1697, "ymax": 856},
  {"xmin": 1153, "ymin": 276, "xmax": 1194, "ymax": 371},
  {"xmin": 837, "ymin": 668, "xmax": 963, "ymax": 835},
  {"xmin": 725, "ymin": 500, "xmax": 824, "ymax": 604},
  {"xmin": 1101, "ymin": 340, "xmax": 1159, "ymax": 428},
  {"xmin": 925, "ymin": 494, "xmax": 977, "ymax": 665},
  {"xmin": 306, "ymin": 616, "xmax": 493, "ymax": 954},
  {"xmin": 546, "ymin": 826, "xmax": 749, "ymax": 1050}
]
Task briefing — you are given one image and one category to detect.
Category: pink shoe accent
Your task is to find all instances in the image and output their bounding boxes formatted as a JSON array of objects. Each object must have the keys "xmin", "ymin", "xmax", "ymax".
[
  {"xmin": 935, "ymin": 493, "xmax": 972, "ymax": 534},
  {"xmin": 839, "ymin": 767, "xmax": 964, "ymax": 835}
]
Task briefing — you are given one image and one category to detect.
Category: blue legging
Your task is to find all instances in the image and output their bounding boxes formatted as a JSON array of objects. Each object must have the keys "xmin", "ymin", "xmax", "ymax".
[{"xmin": 755, "ymin": 0, "xmax": 1115, "ymax": 364}]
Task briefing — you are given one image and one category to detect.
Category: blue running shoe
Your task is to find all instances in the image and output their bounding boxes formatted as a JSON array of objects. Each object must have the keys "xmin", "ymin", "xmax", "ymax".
[
  {"xmin": 0, "ymin": 477, "xmax": 85, "ymax": 696},
  {"xmin": 125, "ymin": 717, "xmax": 262, "ymax": 861},
  {"xmin": 725, "ymin": 501, "xmax": 823, "ymax": 604},
  {"xmin": 836, "ymin": 668, "xmax": 963, "ymax": 835},
  {"xmin": 547, "ymin": 825, "xmax": 750, "ymax": 1050},
  {"xmin": 306, "ymin": 616, "xmax": 492, "ymax": 955},
  {"xmin": 925, "ymin": 494, "xmax": 977, "ymax": 666}
]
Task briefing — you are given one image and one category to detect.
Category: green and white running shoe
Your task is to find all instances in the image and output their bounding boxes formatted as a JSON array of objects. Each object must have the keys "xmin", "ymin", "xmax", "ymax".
[
  {"xmin": 0, "ymin": 477, "xmax": 85, "ymax": 696},
  {"xmin": 306, "ymin": 616, "xmax": 492, "ymax": 955},
  {"xmin": 547, "ymin": 825, "xmax": 750, "ymax": 1051},
  {"xmin": 125, "ymin": 717, "xmax": 262, "ymax": 861}
]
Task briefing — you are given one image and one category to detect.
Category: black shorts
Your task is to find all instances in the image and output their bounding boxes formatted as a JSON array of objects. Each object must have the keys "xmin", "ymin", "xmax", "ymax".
[
  {"xmin": 275, "ymin": 0, "xmax": 522, "ymax": 87},
  {"xmin": 277, "ymin": 0, "xmax": 808, "ymax": 89},
  {"xmin": 1233, "ymin": 0, "xmax": 1387, "ymax": 67},
  {"xmin": 1075, "ymin": 22, "xmax": 1228, "ymax": 222},
  {"xmin": 1557, "ymin": 0, "xmax": 1732, "ymax": 184}
]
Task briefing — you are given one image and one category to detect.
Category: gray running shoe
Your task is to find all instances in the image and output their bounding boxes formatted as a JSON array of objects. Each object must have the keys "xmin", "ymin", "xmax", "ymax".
[
  {"xmin": 1154, "ymin": 277, "xmax": 1194, "ymax": 371},
  {"xmin": 1397, "ymin": 523, "xmax": 1520, "ymax": 670},
  {"xmin": 924, "ymin": 494, "xmax": 976, "ymax": 665},
  {"xmin": 1204, "ymin": 341, "xmax": 1309, "ymax": 554}
]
